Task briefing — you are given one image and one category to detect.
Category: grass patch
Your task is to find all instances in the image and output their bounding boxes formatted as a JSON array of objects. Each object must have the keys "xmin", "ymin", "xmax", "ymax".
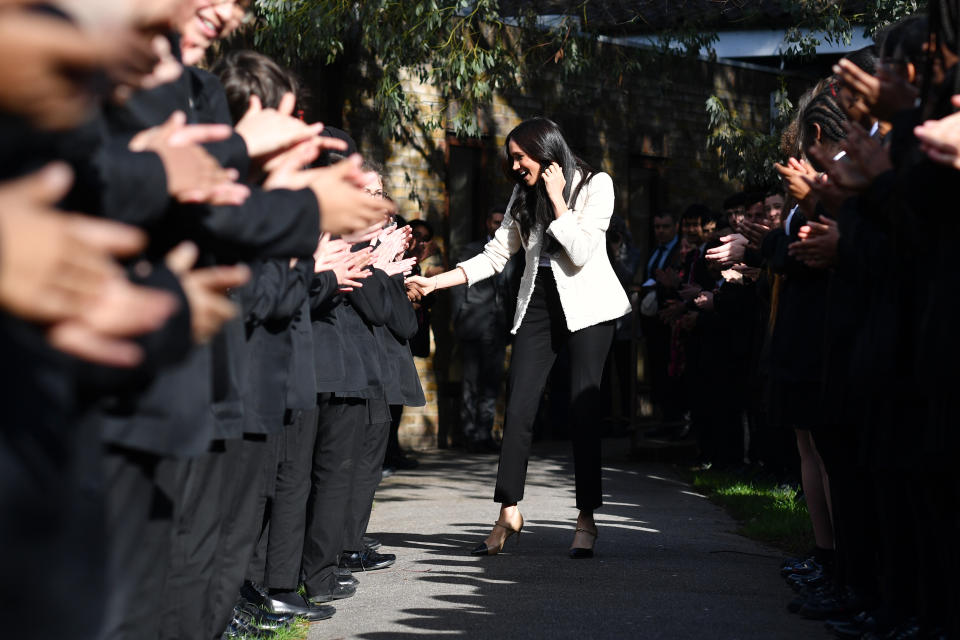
[
  {"xmin": 238, "ymin": 618, "xmax": 309, "ymax": 640},
  {"xmin": 688, "ymin": 469, "xmax": 814, "ymax": 555}
]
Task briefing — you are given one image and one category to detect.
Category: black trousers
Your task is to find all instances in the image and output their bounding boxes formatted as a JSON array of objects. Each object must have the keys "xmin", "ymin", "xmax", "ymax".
[
  {"xmin": 494, "ymin": 269, "xmax": 614, "ymax": 511},
  {"xmin": 160, "ymin": 443, "xmax": 226, "ymax": 640},
  {"xmin": 248, "ymin": 407, "xmax": 318, "ymax": 591},
  {"xmin": 101, "ymin": 446, "xmax": 176, "ymax": 640},
  {"xmin": 302, "ymin": 395, "xmax": 365, "ymax": 596},
  {"xmin": 460, "ymin": 336, "xmax": 507, "ymax": 443},
  {"xmin": 205, "ymin": 434, "xmax": 271, "ymax": 639},
  {"xmin": 344, "ymin": 396, "xmax": 392, "ymax": 551}
]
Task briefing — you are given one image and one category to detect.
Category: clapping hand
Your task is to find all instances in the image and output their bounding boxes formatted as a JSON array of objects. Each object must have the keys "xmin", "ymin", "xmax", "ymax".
[
  {"xmin": 313, "ymin": 232, "xmax": 372, "ymax": 292},
  {"xmin": 381, "ymin": 257, "xmax": 417, "ymax": 277},
  {"xmin": 165, "ymin": 241, "xmax": 251, "ymax": 344},
  {"xmin": 371, "ymin": 225, "xmax": 412, "ymax": 268},
  {"xmin": 800, "ymin": 173, "xmax": 852, "ymax": 217},
  {"xmin": 739, "ymin": 219, "xmax": 773, "ymax": 248},
  {"xmin": 914, "ymin": 96, "xmax": 960, "ymax": 170},
  {"xmin": 0, "ymin": 163, "xmax": 180, "ymax": 367},
  {"xmin": 129, "ymin": 111, "xmax": 250, "ymax": 206},
  {"xmin": 235, "ymin": 93, "xmax": 324, "ymax": 165},
  {"xmin": 774, "ymin": 157, "xmax": 818, "ymax": 204},
  {"xmin": 788, "ymin": 216, "xmax": 840, "ymax": 269},
  {"xmin": 693, "ymin": 290, "xmax": 714, "ymax": 311},
  {"xmin": 833, "ymin": 58, "xmax": 918, "ymax": 122},
  {"xmin": 264, "ymin": 154, "xmax": 393, "ymax": 235},
  {"xmin": 705, "ymin": 233, "xmax": 747, "ymax": 266}
]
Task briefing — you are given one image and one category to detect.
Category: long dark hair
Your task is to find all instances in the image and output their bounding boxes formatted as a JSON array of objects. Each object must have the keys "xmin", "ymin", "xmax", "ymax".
[
  {"xmin": 501, "ymin": 118, "xmax": 594, "ymax": 242},
  {"xmin": 921, "ymin": 0, "xmax": 960, "ymax": 120}
]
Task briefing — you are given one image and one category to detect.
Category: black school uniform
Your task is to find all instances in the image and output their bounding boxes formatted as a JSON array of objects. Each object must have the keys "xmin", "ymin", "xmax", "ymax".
[
  {"xmin": 343, "ymin": 270, "xmax": 426, "ymax": 551},
  {"xmin": 204, "ymin": 258, "xmax": 310, "ymax": 638},
  {"xmin": 247, "ymin": 263, "xmax": 322, "ymax": 592},
  {"xmin": 94, "ymin": 58, "xmax": 320, "ymax": 640},
  {"xmin": 302, "ymin": 267, "xmax": 386, "ymax": 598}
]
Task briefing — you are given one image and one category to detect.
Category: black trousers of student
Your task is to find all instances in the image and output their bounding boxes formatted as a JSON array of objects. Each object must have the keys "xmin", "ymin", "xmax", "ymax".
[
  {"xmin": 384, "ymin": 404, "xmax": 403, "ymax": 462},
  {"xmin": 494, "ymin": 269, "xmax": 614, "ymax": 511},
  {"xmin": 205, "ymin": 434, "xmax": 272, "ymax": 639},
  {"xmin": 812, "ymin": 426, "xmax": 878, "ymax": 599},
  {"xmin": 248, "ymin": 407, "xmax": 318, "ymax": 591},
  {"xmin": 100, "ymin": 446, "xmax": 177, "ymax": 640},
  {"xmin": 460, "ymin": 336, "xmax": 507, "ymax": 444},
  {"xmin": 344, "ymin": 396, "xmax": 392, "ymax": 551},
  {"xmin": 160, "ymin": 443, "xmax": 226, "ymax": 640},
  {"xmin": 302, "ymin": 395, "xmax": 365, "ymax": 597}
]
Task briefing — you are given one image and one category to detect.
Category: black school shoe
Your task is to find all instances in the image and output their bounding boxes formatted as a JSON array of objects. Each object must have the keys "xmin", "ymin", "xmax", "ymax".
[
  {"xmin": 337, "ymin": 568, "xmax": 359, "ymax": 587},
  {"xmin": 240, "ymin": 581, "xmax": 335, "ymax": 623},
  {"xmin": 339, "ymin": 549, "xmax": 396, "ymax": 572},
  {"xmin": 307, "ymin": 576, "xmax": 357, "ymax": 604}
]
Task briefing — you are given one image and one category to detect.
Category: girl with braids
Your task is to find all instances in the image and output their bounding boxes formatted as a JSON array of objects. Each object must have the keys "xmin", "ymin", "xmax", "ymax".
[
  {"xmin": 407, "ymin": 118, "xmax": 630, "ymax": 558},
  {"xmin": 767, "ymin": 78, "xmax": 850, "ymax": 589}
]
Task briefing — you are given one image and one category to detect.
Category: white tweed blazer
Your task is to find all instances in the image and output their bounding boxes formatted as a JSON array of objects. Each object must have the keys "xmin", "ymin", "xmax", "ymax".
[{"xmin": 458, "ymin": 171, "xmax": 632, "ymax": 334}]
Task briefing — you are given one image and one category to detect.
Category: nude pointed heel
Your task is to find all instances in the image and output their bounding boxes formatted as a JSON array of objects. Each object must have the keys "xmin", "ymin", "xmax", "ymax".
[{"xmin": 470, "ymin": 513, "xmax": 524, "ymax": 556}]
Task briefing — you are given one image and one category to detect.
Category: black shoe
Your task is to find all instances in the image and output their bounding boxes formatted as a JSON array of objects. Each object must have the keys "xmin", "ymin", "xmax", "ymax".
[
  {"xmin": 308, "ymin": 581, "xmax": 357, "ymax": 604},
  {"xmin": 235, "ymin": 600, "xmax": 294, "ymax": 630},
  {"xmin": 224, "ymin": 606, "xmax": 277, "ymax": 639},
  {"xmin": 362, "ymin": 535, "xmax": 381, "ymax": 551},
  {"xmin": 222, "ymin": 620, "xmax": 274, "ymax": 639},
  {"xmin": 255, "ymin": 589, "xmax": 335, "ymax": 622},
  {"xmin": 568, "ymin": 526, "xmax": 598, "ymax": 560},
  {"xmin": 340, "ymin": 549, "xmax": 396, "ymax": 571},
  {"xmin": 336, "ymin": 569, "xmax": 359, "ymax": 587}
]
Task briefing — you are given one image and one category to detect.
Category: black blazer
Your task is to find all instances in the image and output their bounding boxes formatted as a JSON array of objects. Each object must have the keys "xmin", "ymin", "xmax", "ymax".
[
  {"xmin": 373, "ymin": 271, "xmax": 425, "ymax": 407},
  {"xmin": 235, "ymin": 259, "xmax": 311, "ymax": 434}
]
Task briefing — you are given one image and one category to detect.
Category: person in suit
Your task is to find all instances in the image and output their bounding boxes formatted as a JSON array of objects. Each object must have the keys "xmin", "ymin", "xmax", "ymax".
[
  {"xmin": 408, "ymin": 117, "xmax": 631, "ymax": 559},
  {"xmin": 451, "ymin": 210, "xmax": 519, "ymax": 453},
  {"xmin": 638, "ymin": 209, "xmax": 683, "ymax": 427}
]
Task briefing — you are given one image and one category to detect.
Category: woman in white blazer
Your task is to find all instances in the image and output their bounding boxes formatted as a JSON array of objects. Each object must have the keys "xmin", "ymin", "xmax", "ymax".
[{"xmin": 408, "ymin": 118, "xmax": 631, "ymax": 559}]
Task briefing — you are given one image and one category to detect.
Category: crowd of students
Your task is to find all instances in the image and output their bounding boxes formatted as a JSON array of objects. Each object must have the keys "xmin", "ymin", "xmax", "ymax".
[
  {"xmin": 6, "ymin": 1, "xmax": 960, "ymax": 639},
  {"xmin": 0, "ymin": 1, "xmax": 432, "ymax": 639},
  {"xmin": 639, "ymin": 4, "xmax": 960, "ymax": 638}
]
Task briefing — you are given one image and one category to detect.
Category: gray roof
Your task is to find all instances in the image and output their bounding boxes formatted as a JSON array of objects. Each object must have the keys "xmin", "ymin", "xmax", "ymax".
[{"xmin": 498, "ymin": 1, "xmax": 870, "ymax": 34}]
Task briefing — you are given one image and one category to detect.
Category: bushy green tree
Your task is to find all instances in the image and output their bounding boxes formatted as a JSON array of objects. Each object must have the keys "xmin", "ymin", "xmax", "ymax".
[{"xmin": 251, "ymin": 0, "xmax": 922, "ymax": 180}]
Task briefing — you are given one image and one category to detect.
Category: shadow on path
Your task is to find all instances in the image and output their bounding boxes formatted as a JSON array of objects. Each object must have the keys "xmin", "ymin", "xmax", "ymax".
[{"xmin": 310, "ymin": 438, "xmax": 821, "ymax": 640}]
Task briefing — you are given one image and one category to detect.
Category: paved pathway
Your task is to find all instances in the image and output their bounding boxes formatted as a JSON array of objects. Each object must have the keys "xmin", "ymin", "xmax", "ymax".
[{"xmin": 309, "ymin": 438, "xmax": 823, "ymax": 639}]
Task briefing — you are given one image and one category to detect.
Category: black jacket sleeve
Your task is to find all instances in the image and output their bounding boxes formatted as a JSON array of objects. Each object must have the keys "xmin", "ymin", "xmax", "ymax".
[
  {"xmin": 346, "ymin": 267, "xmax": 391, "ymax": 326},
  {"xmin": 309, "ymin": 270, "xmax": 340, "ymax": 313},
  {"xmin": 198, "ymin": 187, "xmax": 321, "ymax": 260},
  {"xmin": 243, "ymin": 258, "xmax": 312, "ymax": 328},
  {"xmin": 384, "ymin": 272, "xmax": 419, "ymax": 339}
]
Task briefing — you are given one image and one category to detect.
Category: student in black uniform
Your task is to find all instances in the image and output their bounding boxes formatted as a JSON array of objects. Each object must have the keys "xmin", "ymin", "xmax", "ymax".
[
  {"xmin": 211, "ymin": 49, "xmax": 338, "ymax": 626},
  {"xmin": 342, "ymin": 176, "xmax": 424, "ymax": 571}
]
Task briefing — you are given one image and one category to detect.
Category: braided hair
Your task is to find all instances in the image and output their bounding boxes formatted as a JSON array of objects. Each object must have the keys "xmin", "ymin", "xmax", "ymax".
[
  {"xmin": 798, "ymin": 78, "xmax": 849, "ymax": 171},
  {"xmin": 501, "ymin": 118, "xmax": 594, "ymax": 243}
]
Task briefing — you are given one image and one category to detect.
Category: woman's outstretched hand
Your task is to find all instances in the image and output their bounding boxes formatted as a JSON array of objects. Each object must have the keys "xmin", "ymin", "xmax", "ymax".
[{"xmin": 406, "ymin": 274, "xmax": 435, "ymax": 297}]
